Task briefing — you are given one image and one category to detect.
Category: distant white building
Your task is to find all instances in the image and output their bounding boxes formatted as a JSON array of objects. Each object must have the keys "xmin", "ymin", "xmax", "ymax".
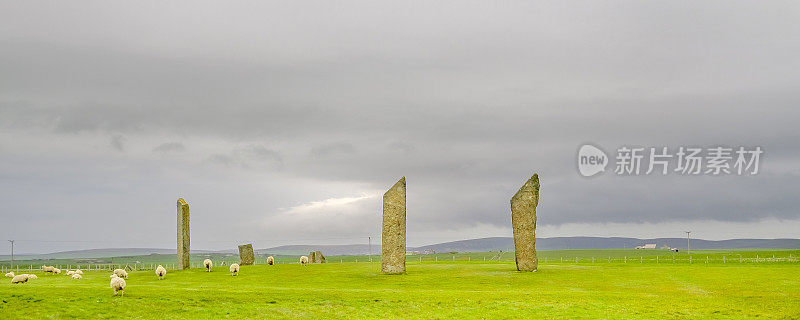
[{"xmin": 635, "ymin": 244, "xmax": 657, "ymax": 249}]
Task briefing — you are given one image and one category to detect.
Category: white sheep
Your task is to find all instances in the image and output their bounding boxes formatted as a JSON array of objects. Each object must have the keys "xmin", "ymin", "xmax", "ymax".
[
  {"xmin": 300, "ymin": 256, "xmax": 309, "ymax": 265},
  {"xmin": 72, "ymin": 274, "xmax": 82, "ymax": 280},
  {"xmin": 267, "ymin": 256, "xmax": 275, "ymax": 265},
  {"xmin": 114, "ymin": 269, "xmax": 129, "ymax": 279},
  {"xmin": 75, "ymin": 269, "xmax": 83, "ymax": 275},
  {"xmin": 27, "ymin": 274, "xmax": 38, "ymax": 280},
  {"xmin": 11, "ymin": 274, "xmax": 28, "ymax": 284},
  {"xmin": 155, "ymin": 265, "xmax": 166, "ymax": 280},
  {"xmin": 229, "ymin": 263, "xmax": 239, "ymax": 276},
  {"xmin": 203, "ymin": 259, "xmax": 213, "ymax": 272},
  {"xmin": 110, "ymin": 276, "xmax": 126, "ymax": 296},
  {"xmin": 67, "ymin": 271, "xmax": 76, "ymax": 276},
  {"xmin": 42, "ymin": 266, "xmax": 55, "ymax": 274},
  {"xmin": 4, "ymin": 271, "xmax": 13, "ymax": 278},
  {"xmin": 53, "ymin": 268, "xmax": 61, "ymax": 274}
]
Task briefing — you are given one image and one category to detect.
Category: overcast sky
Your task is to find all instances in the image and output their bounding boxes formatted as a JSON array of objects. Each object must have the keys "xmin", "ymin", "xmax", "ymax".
[{"xmin": 1, "ymin": 1, "xmax": 799, "ymax": 254}]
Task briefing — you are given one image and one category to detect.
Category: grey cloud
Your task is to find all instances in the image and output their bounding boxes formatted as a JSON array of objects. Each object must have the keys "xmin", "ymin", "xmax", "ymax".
[
  {"xmin": 110, "ymin": 134, "xmax": 125, "ymax": 152},
  {"xmin": 1, "ymin": 1, "xmax": 799, "ymax": 252},
  {"xmin": 310, "ymin": 142, "xmax": 356, "ymax": 157},
  {"xmin": 153, "ymin": 142, "xmax": 186, "ymax": 153}
]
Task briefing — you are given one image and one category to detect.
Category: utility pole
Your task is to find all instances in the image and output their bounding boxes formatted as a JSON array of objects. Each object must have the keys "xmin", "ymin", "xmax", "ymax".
[
  {"xmin": 8, "ymin": 240, "xmax": 14, "ymax": 270},
  {"xmin": 368, "ymin": 236, "xmax": 372, "ymax": 262},
  {"xmin": 685, "ymin": 231, "xmax": 691, "ymax": 255}
]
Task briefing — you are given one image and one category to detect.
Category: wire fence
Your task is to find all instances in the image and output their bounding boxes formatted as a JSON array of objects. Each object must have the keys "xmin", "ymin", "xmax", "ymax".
[{"xmin": 3, "ymin": 254, "xmax": 797, "ymax": 274}]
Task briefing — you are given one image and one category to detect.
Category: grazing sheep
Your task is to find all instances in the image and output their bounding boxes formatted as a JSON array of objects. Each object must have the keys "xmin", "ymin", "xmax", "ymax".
[
  {"xmin": 155, "ymin": 265, "xmax": 166, "ymax": 280},
  {"xmin": 27, "ymin": 274, "xmax": 38, "ymax": 280},
  {"xmin": 203, "ymin": 259, "xmax": 213, "ymax": 272},
  {"xmin": 53, "ymin": 268, "xmax": 61, "ymax": 274},
  {"xmin": 113, "ymin": 269, "xmax": 129, "ymax": 279},
  {"xmin": 42, "ymin": 266, "xmax": 55, "ymax": 274},
  {"xmin": 110, "ymin": 276, "xmax": 126, "ymax": 296},
  {"xmin": 75, "ymin": 269, "xmax": 83, "ymax": 275},
  {"xmin": 72, "ymin": 274, "xmax": 82, "ymax": 280},
  {"xmin": 11, "ymin": 274, "xmax": 28, "ymax": 284},
  {"xmin": 300, "ymin": 256, "xmax": 309, "ymax": 265},
  {"xmin": 267, "ymin": 256, "xmax": 274, "ymax": 265},
  {"xmin": 229, "ymin": 263, "xmax": 239, "ymax": 276},
  {"xmin": 4, "ymin": 271, "xmax": 13, "ymax": 278},
  {"xmin": 67, "ymin": 271, "xmax": 76, "ymax": 276}
]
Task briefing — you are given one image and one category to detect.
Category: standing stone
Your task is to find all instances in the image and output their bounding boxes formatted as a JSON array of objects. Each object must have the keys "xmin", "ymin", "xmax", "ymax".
[
  {"xmin": 511, "ymin": 174, "xmax": 540, "ymax": 272},
  {"xmin": 177, "ymin": 198, "xmax": 190, "ymax": 270},
  {"xmin": 314, "ymin": 251, "xmax": 325, "ymax": 263},
  {"xmin": 308, "ymin": 251, "xmax": 316, "ymax": 264},
  {"xmin": 382, "ymin": 177, "xmax": 406, "ymax": 274},
  {"xmin": 238, "ymin": 244, "xmax": 255, "ymax": 265}
]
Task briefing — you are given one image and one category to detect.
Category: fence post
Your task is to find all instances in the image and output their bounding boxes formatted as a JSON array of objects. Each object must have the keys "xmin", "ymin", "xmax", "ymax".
[
  {"xmin": 640, "ymin": 256, "xmax": 642, "ymax": 263},
  {"xmin": 723, "ymin": 256, "xmax": 725, "ymax": 263},
  {"xmin": 756, "ymin": 255, "xmax": 759, "ymax": 263},
  {"xmin": 592, "ymin": 257, "xmax": 595, "ymax": 263},
  {"xmin": 656, "ymin": 256, "xmax": 659, "ymax": 264},
  {"xmin": 689, "ymin": 256, "xmax": 692, "ymax": 264},
  {"xmin": 560, "ymin": 257, "xmax": 563, "ymax": 263},
  {"xmin": 576, "ymin": 257, "xmax": 579, "ymax": 263},
  {"xmin": 706, "ymin": 256, "xmax": 708, "ymax": 264},
  {"xmin": 624, "ymin": 256, "xmax": 627, "ymax": 263}
]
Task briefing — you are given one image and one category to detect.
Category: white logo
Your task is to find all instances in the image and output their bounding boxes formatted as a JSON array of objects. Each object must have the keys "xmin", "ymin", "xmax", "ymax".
[{"xmin": 578, "ymin": 144, "xmax": 608, "ymax": 177}]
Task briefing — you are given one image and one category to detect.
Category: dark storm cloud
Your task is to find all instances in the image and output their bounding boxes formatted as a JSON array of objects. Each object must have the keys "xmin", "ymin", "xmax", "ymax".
[{"xmin": 1, "ymin": 0, "xmax": 799, "ymax": 252}]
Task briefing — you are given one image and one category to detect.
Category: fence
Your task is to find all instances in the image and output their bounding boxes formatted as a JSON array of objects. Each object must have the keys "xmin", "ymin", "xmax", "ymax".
[{"xmin": 3, "ymin": 254, "xmax": 797, "ymax": 273}]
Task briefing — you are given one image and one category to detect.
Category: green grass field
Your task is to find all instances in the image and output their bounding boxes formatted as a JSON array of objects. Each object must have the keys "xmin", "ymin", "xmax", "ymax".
[{"xmin": 2, "ymin": 252, "xmax": 799, "ymax": 319}]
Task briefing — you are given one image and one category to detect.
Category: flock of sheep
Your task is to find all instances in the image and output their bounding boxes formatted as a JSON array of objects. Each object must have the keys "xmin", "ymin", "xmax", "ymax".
[
  {"xmin": 6, "ymin": 255, "xmax": 304, "ymax": 296},
  {"xmin": 4, "ymin": 265, "xmax": 81, "ymax": 284}
]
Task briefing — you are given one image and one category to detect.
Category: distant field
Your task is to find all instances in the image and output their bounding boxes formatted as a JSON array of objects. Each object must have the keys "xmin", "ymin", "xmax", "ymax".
[
  {"xmin": 2, "ymin": 249, "xmax": 797, "ymax": 271},
  {"xmin": 2, "ymin": 258, "xmax": 799, "ymax": 319}
]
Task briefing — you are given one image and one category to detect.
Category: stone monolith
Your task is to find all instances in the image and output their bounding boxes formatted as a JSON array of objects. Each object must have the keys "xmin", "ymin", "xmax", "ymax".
[
  {"xmin": 382, "ymin": 177, "xmax": 406, "ymax": 274},
  {"xmin": 177, "ymin": 198, "xmax": 190, "ymax": 270},
  {"xmin": 309, "ymin": 251, "xmax": 316, "ymax": 263},
  {"xmin": 511, "ymin": 174, "xmax": 539, "ymax": 272},
  {"xmin": 314, "ymin": 251, "xmax": 325, "ymax": 263},
  {"xmin": 238, "ymin": 244, "xmax": 255, "ymax": 265}
]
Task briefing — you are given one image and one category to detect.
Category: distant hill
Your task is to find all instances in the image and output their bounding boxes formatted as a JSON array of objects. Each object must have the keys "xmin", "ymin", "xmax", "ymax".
[
  {"xmin": 0, "ymin": 248, "xmax": 219, "ymax": 261},
  {"xmin": 2, "ymin": 237, "xmax": 798, "ymax": 261},
  {"xmin": 415, "ymin": 237, "xmax": 800, "ymax": 252},
  {"xmin": 257, "ymin": 244, "xmax": 376, "ymax": 256}
]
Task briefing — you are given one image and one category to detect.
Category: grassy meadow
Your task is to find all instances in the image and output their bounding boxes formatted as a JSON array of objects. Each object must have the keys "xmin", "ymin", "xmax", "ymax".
[{"xmin": 2, "ymin": 250, "xmax": 799, "ymax": 319}]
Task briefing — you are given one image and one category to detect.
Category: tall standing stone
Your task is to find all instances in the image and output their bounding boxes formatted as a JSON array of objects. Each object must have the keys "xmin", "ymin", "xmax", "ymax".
[
  {"xmin": 238, "ymin": 244, "xmax": 255, "ymax": 265},
  {"xmin": 308, "ymin": 251, "xmax": 316, "ymax": 263},
  {"xmin": 382, "ymin": 177, "xmax": 406, "ymax": 274},
  {"xmin": 177, "ymin": 198, "xmax": 190, "ymax": 270},
  {"xmin": 511, "ymin": 174, "xmax": 540, "ymax": 272},
  {"xmin": 314, "ymin": 251, "xmax": 325, "ymax": 263}
]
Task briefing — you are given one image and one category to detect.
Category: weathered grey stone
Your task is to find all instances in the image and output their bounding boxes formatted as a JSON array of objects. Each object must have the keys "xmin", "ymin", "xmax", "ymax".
[
  {"xmin": 238, "ymin": 244, "xmax": 255, "ymax": 265},
  {"xmin": 511, "ymin": 174, "xmax": 539, "ymax": 272},
  {"xmin": 314, "ymin": 251, "xmax": 325, "ymax": 263},
  {"xmin": 309, "ymin": 251, "xmax": 316, "ymax": 263},
  {"xmin": 177, "ymin": 198, "xmax": 190, "ymax": 270},
  {"xmin": 381, "ymin": 177, "xmax": 406, "ymax": 274}
]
